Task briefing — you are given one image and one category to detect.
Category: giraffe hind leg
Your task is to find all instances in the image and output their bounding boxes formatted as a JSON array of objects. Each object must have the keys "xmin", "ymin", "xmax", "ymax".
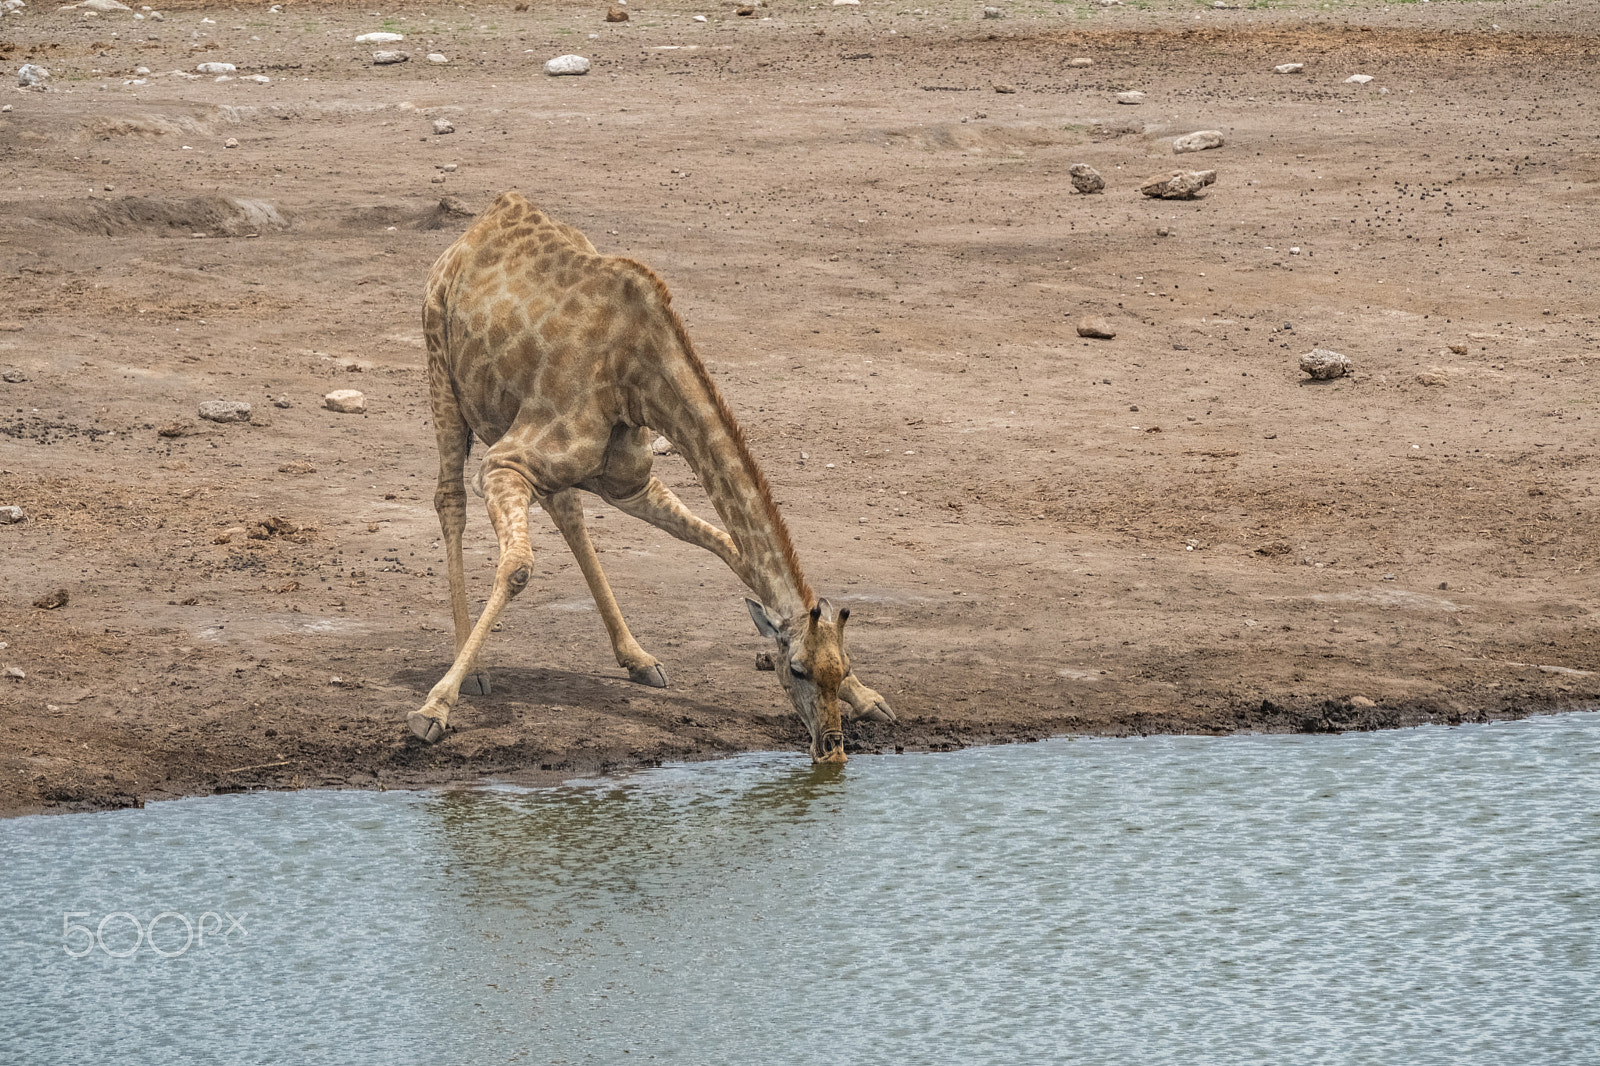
[
  {"xmin": 412, "ymin": 466, "xmax": 537, "ymax": 742},
  {"xmin": 541, "ymin": 489, "xmax": 668, "ymax": 688}
]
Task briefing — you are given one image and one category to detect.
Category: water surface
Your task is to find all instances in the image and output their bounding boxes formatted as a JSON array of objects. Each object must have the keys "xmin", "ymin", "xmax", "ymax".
[{"xmin": 3, "ymin": 713, "xmax": 1597, "ymax": 1064}]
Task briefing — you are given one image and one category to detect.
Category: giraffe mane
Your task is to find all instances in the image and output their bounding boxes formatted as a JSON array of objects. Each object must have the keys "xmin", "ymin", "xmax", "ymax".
[{"xmin": 620, "ymin": 259, "xmax": 815, "ymax": 611}]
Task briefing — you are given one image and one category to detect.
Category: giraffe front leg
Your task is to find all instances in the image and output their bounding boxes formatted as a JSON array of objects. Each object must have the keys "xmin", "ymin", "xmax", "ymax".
[
  {"xmin": 411, "ymin": 468, "xmax": 536, "ymax": 743},
  {"xmin": 840, "ymin": 672, "xmax": 896, "ymax": 724}
]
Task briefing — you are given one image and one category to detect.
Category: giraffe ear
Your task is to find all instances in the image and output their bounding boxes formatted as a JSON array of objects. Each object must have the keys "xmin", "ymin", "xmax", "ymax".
[{"xmin": 746, "ymin": 598, "xmax": 783, "ymax": 640}]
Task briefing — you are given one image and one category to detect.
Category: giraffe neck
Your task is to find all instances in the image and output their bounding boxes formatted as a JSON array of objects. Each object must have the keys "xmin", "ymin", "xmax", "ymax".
[{"xmin": 636, "ymin": 354, "xmax": 813, "ymax": 621}]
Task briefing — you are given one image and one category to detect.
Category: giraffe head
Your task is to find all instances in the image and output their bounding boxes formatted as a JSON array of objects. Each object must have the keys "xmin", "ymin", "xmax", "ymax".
[{"xmin": 746, "ymin": 597, "xmax": 851, "ymax": 763}]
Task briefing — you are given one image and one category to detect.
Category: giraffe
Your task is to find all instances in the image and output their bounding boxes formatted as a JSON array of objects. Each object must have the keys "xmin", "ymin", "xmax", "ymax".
[{"xmin": 411, "ymin": 191, "xmax": 895, "ymax": 763}]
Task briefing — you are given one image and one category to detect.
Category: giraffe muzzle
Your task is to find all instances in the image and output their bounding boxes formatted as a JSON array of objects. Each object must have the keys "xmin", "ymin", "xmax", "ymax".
[{"xmin": 816, "ymin": 730, "xmax": 847, "ymax": 764}]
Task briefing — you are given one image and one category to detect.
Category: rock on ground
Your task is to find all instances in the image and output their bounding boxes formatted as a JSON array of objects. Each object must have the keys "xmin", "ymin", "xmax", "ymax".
[
  {"xmin": 195, "ymin": 62, "xmax": 235, "ymax": 74},
  {"xmin": 355, "ymin": 31, "xmax": 403, "ymax": 42},
  {"xmin": 1140, "ymin": 170, "xmax": 1217, "ymax": 199},
  {"xmin": 427, "ymin": 53, "xmax": 448, "ymax": 63},
  {"xmin": 1077, "ymin": 316, "xmax": 1116, "ymax": 339},
  {"xmin": 605, "ymin": 5, "xmax": 628, "ymax": 21},
  {"xmin": 432, "ymin": 118, "xmax": 455, "ymax": 134},
  {"xmin": 2, "ymin": 368, "xmax": 26, "ymax": 383},
  {"xmin": 1345, "ymin": 74, "xmax": 1374, "ymax": 84},
  {"xmin": 1173, "ymin": 130, "xmax": 1224, "ymax": 153},
  {"xmin": 1069, "ymin": 163, "xmax": 1104, "ymax": 194},
  {"xmin": 1415, "ymin": 366, "xmax": 1449, "ymax": 386},
  {"xmin": 1299, "ymin": 348, "xmax": 1351, "ymax": 379},
  {"xmin": 1274, "ymin": 62, "xmax": 1304, "ymax": 74},
  {"xmin": 17, "ymin": 63, "xmax": 48, "ymax": 86},
  {"xmin": 324, "ymin": 389, "xmax": 367, "ymax": 413},
  {"xmin": 373, "ymin": 51, "xmax": 409, "ymax": 65},
  {"xmin": 0, "ymin": 505, "xmax": 24, "ymax": 524},
  {"xmin": 198, "ymin": 400, "xmax": 252, "ymax": 423},
  {"xmin": 545, "ymin": 54, "xmax": 591, "ymax": 76},
  {"xmin": 1116, "ymin": 91, "xmax": 1145, "ymax": 105}
]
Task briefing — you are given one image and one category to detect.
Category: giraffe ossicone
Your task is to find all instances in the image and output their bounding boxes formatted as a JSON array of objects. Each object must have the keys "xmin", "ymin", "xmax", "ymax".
[{"xmin": 411, "ymin": 191, "xmax": 895, "ymax": 761}]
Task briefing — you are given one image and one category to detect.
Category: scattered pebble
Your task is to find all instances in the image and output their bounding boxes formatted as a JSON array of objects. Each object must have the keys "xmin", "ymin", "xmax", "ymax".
[
  {"xmin": 4, "ymin": 667, "xmax": 23, "ymax": 680},
  {"xmin": 993, "ymin": 83, "xmax": 1016, "ymax": 94},
  {"xmin": 605, "ymin": 4, "xmax": 628, "ymax": 19},
  {"xmin": 692, "ymin": 12, "xmax": 707, "ymax": 18},
  {"xmin": 355, "ymin": 31, "xmax": 403, "ymax": 42},
  {"xmin": 427, "ymin": 53, "xmax": 448, "ymax": 63},
  {"xmin": 0, "ymin": 505, "xmax": 23, "ymax": 524},
  {"xmin": 1274, "ymin": 62, "xmax": 1304, "ymax": 74},
  {"xmin": 1415, "ymin": 366, "xmax": 1449, "ymax": 387},
  {"xmin": 1172, "ymin": 130, "xmax": 1224, "ymax": 153},
  {"xmin": 1344, "ymin": 74, "xmax": 1373, "ymax": 84},
  {"xmin": 432, "ymin": 118, "xmax": 455, "ymax": 135},
  {"xmin": 1069, "ymin": 57, "xmax": 1092, "ymax": 67},
  {"xmin": 373, "ymin": 51, "xmax": 409, "ymax": 65},
  {"xmin": 242, "ymin": 74, "xmax": 270, "ymax": 84},
  {"xmin": 1077, "ymin": 316, "xmax": 1116, "ymax": 340},
  {"xmin": 223, "ymin": 137, "xmax": 239, "ymax": 148},
  {"xmin": 1157, "ymin": 225, "xmax": 1171, "ymax": 237},
  {"xmin": 272, "ymin": 395, "xmax": 293, "ymax": 408},
  {"xmin": 195, "ymin": 62, "xmax": 235, "ymax": 74},
  {"xmin": 544, "ymin": 54, "xmax": 591, "ymax": 76},
  {"xmin": 33, "ymin": 588, "xmax": 69, "ymax": 610},
  {"xmin": 1068, "ymin": 163, "xmax": 1104, "ymax": 194},
  {"xmin": 16, "ymin": 63, "xmax": 48, "ymax": 86},
  {"xmin": 2, "ymin": 368, "xmax": 26, "ymax": 383},
  {"xmin": 1116, "ymin": 91, "xmax": 1145, "ymax": 105},
  {"xmin": 1139, "ymin": 169, "xmax": 1216, "ymax": 199},
  {"xmin": 324, "ymin": 389, "xmax": 367, "ymax": 413},
  {"xmin": 650, "ymin": 434, "xmax": 673, "ymax": 455},
  {"xmin": 278, "ymin": 460, "xmax": 316, "ymax": 474},
  {"xmin": 983, "ymin": 5, "xmax": 1002, "ymax": 17},
  {"xmin": 1299, "ymin": 348, "xmax": 1351, "ymax": 379},
  {"xmin": 198, "ymin": 400, "xmax": 252, "ymax": 423}
]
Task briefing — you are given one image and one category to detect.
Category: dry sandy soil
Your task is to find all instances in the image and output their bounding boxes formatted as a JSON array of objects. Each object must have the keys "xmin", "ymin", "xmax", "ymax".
[{"xmin": 2, "ymin": 0, "xmax": 1597, "ymax": 815}]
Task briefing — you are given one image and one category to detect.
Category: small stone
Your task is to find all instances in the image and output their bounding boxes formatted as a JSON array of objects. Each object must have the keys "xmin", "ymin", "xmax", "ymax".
[
  {"xmin": 1156, "ymin": 225, "xmax": 1170, "ymax": 237},
  {"xmin": 1344, "ymin": 74, "xmax": 1373, "ymax": 84},
  {"xmin": 1116, "ymin": 91, "xmax": 1144, "ymax": 105},
  {"xmin": 983, "ymin": 5, "xmax": 1002, "ymax": 17},
  {"xmin": 324, "ymin": 389, "xmax": 367, "ymax": 413},
  {"xmin": 1415, "ymin": 366, "xmax": 1449, "ymax": 387},
  {"xmin": 372, "ymin": 50, "xmax": 409, "ymax": 65},
  {"xmin": 0, "ymin": 505, "xmax": 23, "ymax": 523},
  {"xmin": 1299, "ymin": 348, "xmax": 1351, "ymax": 379},
  {"xmin": 223, "ymin": 137, "xmax": 239, "ymax": 148},
  {"xmin": 1350, "ymin": 696, "xmax": 1376, "ymax": 708},
  {"xmin": 242, "ymin": 74, "xmax": 269, "ymax": 84},
  {"xmin": 1077, "ymin": 316, "xmax": 1116, "ymax": 340},
  {"xmin": 1448, "ymin": 344, "xmax": 1467, "ymax": 355},
  {"xmin": 736, "ymin": 4, "xmax": 754, "ymax": 14},
  {"xmin": 993, "ymin": 83, "xmax": 1016, "ymax": 94},
  {"xmin": 544, "ymin": 54, "xmax": 591, "ymax": 75},
  {"xmin": 649, "ymin": 434, "xmax": 673, "ymax": 455},
  {"xmin": 17, "ymin": 63, "xmax": 48, "ymax": 86},
  {"xmin": 1274, "ymin": 62, "xmax": 1304, "ymax": 74},
  {"xmin": 4, "ymin": 667, "xmax": 23, "ymax": 680},
  {"xmin": 199, "ymin": 400, "xmax": 251, "ymax": 423},
  {"xmin": 1172, "ymin": 130, "xmax": 1224, "ymax": 153},
  {"xmin": 2, "ymin": 368, "xmax": 25, "ymax": 383},
  {"xmin": 355, "ymin": 31, "xmax": 403, "ymax": 42},
  {"xmin": 1068, "ymin": 163, "xmax": 1104, "ymax": 194},
  {"xmin": 1069, "ymin": 57, "xmax": 1092, "ymax": 67},
  {"xmin": 692, "ymin": 11, "xmax": 706, "ymax": 17},
  {"xmin": 1139, "ymin": 169, "xmax": 1217, "ymax": 199},
  {"xmin": 432, "ymin": 118, "xmax": 455, "ymax": 135},
  {"xmin": 195, "ymin": 61, "xmax": 235, "ymax": 74},
  {"xmin": 33, "ymin": 588, "xmax": 68, "ymax": 610},
  {"xmin": 831, "ymin": 0, "xmax": 859, "ymax": 5},
  {"xmin": 604, "ymin": 4, "xmax": 628, "ymax": 20},
  {"xmin": 278, "ymin": 460, "xmax": 316, "ymax": 473},
  {"xmin": 427, "ymin": 53, "xmax": 448, "ymax": 63}
]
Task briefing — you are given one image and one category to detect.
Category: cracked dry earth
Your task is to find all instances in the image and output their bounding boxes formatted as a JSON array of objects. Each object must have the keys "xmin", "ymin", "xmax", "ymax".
[{"xmin": 1, "ymin": 0, "xmax": 1597, "ymax": 815}]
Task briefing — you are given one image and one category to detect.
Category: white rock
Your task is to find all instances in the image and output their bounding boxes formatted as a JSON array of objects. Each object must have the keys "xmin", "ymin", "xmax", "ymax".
[
  {"xmin": 650, "ymin": 434, "xmax": 673, "ymax": 455},
  {"xmin": 61, "ymin": 0, "xmax": 130, "ymax": 10},
  {"xmin": 195, "ymin": 61, "xmax": 235, "ymax": 74},
  {"xmin": 692, "ymin": 11, "xmax": 706, "ymax": 18},
  {"xmin": 427, "ymin": 52, "xmax": 448, "ymax": 63},
  {"xmin": 1344, "ymin": 74, "xmax": 1373, "ymax": 84},
  {"xmin": 355, "ymin": 31, "xmax": 403, "ymax": 42},
  {"xmin": 373, "ymin": 50, "xmax": 409, "ymax": 64},
  {"xmin": 243, "ymin": 74, "xmax": 269, "ymax": 83},
  {"xmin": 832, "ymin": 0, "xmax": 859, "ymax": 5},
  {"xmin": 4, "ymin": 667, "xmax": 24, "ymax": 680},
  {"xmin": 324, "ymin": 389, "xmax": 367, "ymax": 414},
  {"xmin": 1116, "ymin": 91, "xmax": 1145, "ymax": 105},
  {"xmin": 1274, "ymin": 62, "xmax": 1303, "ymax": 74},
  {"xmin": 1068, "ymin": 163, "xmax": 1104, "ymax": 194},
  {"xmin": 214, "ymin": 75, "xmax": 233, "ymax": 82},
  {"xmin": 432, "ymin": 118, "xmax": 455, "ymax": 134},
  {"xmin": 133, "ymin": 65, "xmax": 149, "ymax": 74},
  {"xmin": 0, "ymin": 505, "xmax": 24, "ymax": 524},
  {"xmin": 983, "ymin": 5, "xmax": 1002, "ymax": 16},
  {"xmin": 1299, "ymin": 348, "xmax": 1351, "ymax": 379},
  {"xmin": 544, "ymin": 54, "xmax": 591, "ymax": 76},
  {"xmin": 224, "ymin": 137, "xmax": 239, "ymax": 147},
  {"xmin": 1173, "ymin": 130, "xmax": 1224, "ymax": 153},
  {"xmin": 198, "ymin": 399, "xmax": 252, "ymax": 423},
  {"xmin": 16, "ymin": 63, "xmax": 48, "ymax": 86}
]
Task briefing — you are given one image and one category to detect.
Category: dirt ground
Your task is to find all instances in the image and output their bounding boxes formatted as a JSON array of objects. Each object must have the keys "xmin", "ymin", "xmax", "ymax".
[{"xmin": 2, "ymin": 0, "xmax": 1597, "ymax": 816}]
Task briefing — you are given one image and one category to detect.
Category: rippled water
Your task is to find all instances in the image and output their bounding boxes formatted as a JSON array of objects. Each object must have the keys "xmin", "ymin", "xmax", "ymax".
[{"xmin": 3, "ymin": 713, "xmax": 1597, "ymax": 1065}]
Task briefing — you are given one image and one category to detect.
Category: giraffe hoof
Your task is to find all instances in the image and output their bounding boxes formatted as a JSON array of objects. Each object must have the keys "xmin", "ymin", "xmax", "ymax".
[
  {"xmin": 460, "ymin": 673, "xmax": 492, "ymax": 696},
  {"xmin": 408, "ymin": 711, "xmax": 447, "ymax": 744},
  {"xmin": 628, "ymin": 662, "xmax": 669, "ymax": 688}
]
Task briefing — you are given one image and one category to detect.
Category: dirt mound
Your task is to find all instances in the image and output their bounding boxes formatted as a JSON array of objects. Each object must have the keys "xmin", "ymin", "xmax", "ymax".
[{"xmin": 24, "ymin": 195, "xmax": 289, "ymax": 237}]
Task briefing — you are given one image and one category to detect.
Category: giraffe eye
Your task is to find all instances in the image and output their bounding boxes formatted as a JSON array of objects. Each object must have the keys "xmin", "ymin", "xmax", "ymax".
[{"xmin": 789, "ymin": 663, "xmax": 810, "ymax": 681}]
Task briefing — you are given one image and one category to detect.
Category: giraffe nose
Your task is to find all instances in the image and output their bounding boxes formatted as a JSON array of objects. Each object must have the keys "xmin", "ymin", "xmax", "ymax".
[{"xmin": 817, "ymin": 731, "xmax": 847, "ymax": 763}]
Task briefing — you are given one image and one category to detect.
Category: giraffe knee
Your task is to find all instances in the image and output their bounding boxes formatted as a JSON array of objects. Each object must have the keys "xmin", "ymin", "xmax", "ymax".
[{"xmin": 500, "ymin": 555, "xmax": 534, "ymax": 594}]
